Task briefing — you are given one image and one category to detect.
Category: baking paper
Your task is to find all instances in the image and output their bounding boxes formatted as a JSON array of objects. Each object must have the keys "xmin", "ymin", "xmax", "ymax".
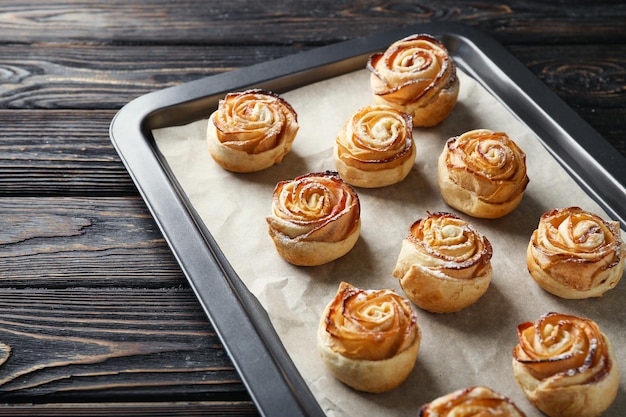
[{"xmin": 153, "ymin": 68, "xmax": 625, "ymax": 416}]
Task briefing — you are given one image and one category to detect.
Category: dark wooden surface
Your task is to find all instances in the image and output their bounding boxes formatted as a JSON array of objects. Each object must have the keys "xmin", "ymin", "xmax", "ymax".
[{"xmin": 0, "ymin": 1, "xmax": 624, "ymax": 415}]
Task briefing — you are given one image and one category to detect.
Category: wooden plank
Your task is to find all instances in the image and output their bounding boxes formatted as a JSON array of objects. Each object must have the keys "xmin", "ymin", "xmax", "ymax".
[
  {"xmin": 0, "ymin": 197, "xmax": 186, "ymax": 288},
  {"xmin": 0, "ymin": 110, "xmax": 136, "ymax": 195},
  {"xmin": 0, "ymin": 287, "xmax": 250, "ymax": 403},
  {"xmin": 0, "ymin": 45, "xmax": 302, "ymax": 110},
  {"xmin": 0, "ymin": 0, "xmax": 624, "ymax": 44},
  {"xmin": 509, "ymin": 44, "xmax": 626, "ymax": 108},
  {"xmin": 508, "ymin": 44, "xmax": 626, "ymax": 156},
  {"xmin": 0, "ymin": 402, "xmax": 258, "ymax": 416}
]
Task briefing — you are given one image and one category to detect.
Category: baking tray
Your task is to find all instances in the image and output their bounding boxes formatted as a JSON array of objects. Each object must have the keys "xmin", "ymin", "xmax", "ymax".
[{"xmin": 109, "ymin": 22, "xmax": 626, "ymax": 417}]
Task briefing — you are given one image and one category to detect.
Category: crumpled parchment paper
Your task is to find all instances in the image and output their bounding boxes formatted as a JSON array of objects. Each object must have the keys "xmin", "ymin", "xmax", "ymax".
[{"xmin": 153, "ymin": 68, "xmax": 625, "ymax": 417}]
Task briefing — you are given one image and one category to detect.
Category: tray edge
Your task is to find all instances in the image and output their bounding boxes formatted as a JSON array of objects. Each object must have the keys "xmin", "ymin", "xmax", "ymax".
[{"xmin": 109, "ymin": 21, "xmax": 626, "ymax": 417}]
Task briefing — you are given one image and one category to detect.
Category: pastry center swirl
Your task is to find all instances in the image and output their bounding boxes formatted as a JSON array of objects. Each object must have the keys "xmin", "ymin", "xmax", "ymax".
[
  {"xmin": 537, "ymin": 208, "xmax": 618, "ymax": 259},
  {"xmin": 228, "ymin": 96, "xmax": 282, "ymax": 133},
  {"xmin": 514, "ymin": 312, "xmax": 609, "ymax": 382},
  {"xmin": 394, "ymin": 49, "xmax": 433, "ymax": 72},
  {"xmin": 560, "ymin": 216, "xmax": 605, "ymax": 250},
  {"xmin": 325, "ymin": 285, "xmax": 418, "ymax": 361},
  {"xmin": 300, "ymin": 186, "xmax": 328, "ymax": 215},
  {"xmin": 366, "ymin": 117, "xmax": 400, "ymax": 146},
  {"xmin": 419, "ymin": 215, "xmax": 481, "ymax": 263},
  {"xmin": 283, "ymin": 182, "xmax": 336, "ymax": 220},
  {"xmin": 268, "ymin": 172, "xmax": 360, "ymax": 243},
  {"xmin": 212, "ymin": 89, "xmax": 298, "ymax": 155},
  {"xmin": 338, "ymin": 105, "xmax": 413, "ymax": 167},
  {"xmin": 477, "ymin": 140, "xmax": 507, "ymax": 167},
  {"xmin": 460, "ymin": 134, "xmax": 516, "ymax": 178}
]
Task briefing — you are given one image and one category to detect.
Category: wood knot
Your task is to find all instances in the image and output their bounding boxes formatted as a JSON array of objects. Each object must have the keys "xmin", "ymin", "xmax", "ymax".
[{"xmin": 0, "ymin": 342, "xmax": 10, "ymax": 367}]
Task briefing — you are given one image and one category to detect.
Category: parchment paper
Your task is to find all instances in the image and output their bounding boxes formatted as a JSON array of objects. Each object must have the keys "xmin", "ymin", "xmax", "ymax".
[{"xmin": 153, "ymin": 68, "xmax": 625, "ymax": 416}]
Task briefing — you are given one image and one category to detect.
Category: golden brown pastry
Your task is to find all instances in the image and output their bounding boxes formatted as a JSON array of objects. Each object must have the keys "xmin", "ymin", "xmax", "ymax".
[
  {"xmin": 527, "ymin": 207, "xmax": 624, "ymax": 299},
  {"xmin": 334, "ymin": 104, "xmax": 416, "ymax": 188},
  {"xmin": 317, "ymin": 282, "xmax": 421, "ymax": 393},
  {"xmin": 367, "ymin": 33, "xmax": 459, "ymax": 127},
  {"xmin": 437, "ymin": 129, "xmax": 529, "ymax": 218},
  {"xmin": 392, "ymin": 212, "xmax": 492, "ymax": 313},
  {"xmin": 266, "ymin": 171, "xmax": 361, "ymax": 266},
  {"xmin": 418, "ymin": 386, "xmax": 527, "ymax": 417},
  {"xmin": 512, "ymin": 312, "xmax": 619, "ymax": 417},
  {"xmin": 207, "ymin": 89, "xmax": 299, "ymax": 172}
]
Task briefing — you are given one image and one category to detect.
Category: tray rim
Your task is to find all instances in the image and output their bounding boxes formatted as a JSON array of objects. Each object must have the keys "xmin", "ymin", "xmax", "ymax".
[{"xmin": 109, "ymin": 22, "xmax": 626, "ymax": 417}]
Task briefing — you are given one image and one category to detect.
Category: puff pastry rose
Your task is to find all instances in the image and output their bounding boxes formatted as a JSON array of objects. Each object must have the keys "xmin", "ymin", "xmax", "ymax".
[
  {"xmin": 266, "ymin": 171, "xmax": 361, "ymax": 266},
  {"xmin": 317, "ymin": 282, "xmax": 421, "ymax": 393},
  {"xmin": 392, "ymin": 212, "xmax": 493, "ymax": 313},
  {"xmin": 367, "ymin": 33, "xmax": 459, "ymax": 127},
  {"xmin": 527, "ymin": 207, "xmax": 624, "ymax": 299},
  {"xmin": 512, "ymin": 312, "xmax": 619, "ymax": 417},
  {"xmin": 438, "ymin": 129, "xmax": 529, "ymax": 218},
  {"xmin": 418, "ymin": 386, "xmax": 527, "ymax": 417},
  {"xmin": 207, "ymin": 89, "xmax": 299, "ymax": 172},
  {"xmin": 334, "ymin": 104, "xmax": 416, "ymax": 188}
]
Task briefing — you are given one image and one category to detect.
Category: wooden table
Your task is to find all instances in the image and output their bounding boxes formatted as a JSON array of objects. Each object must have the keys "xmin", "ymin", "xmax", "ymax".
[{"xmin": 0, "ymin": 1, "xmax": 624, "ymax": 415}]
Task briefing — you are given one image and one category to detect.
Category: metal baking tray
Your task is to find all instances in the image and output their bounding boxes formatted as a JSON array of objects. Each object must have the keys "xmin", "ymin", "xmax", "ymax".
[{"xmin": 109, "ymin": 22, "xmax": 626, "ymax": 417}]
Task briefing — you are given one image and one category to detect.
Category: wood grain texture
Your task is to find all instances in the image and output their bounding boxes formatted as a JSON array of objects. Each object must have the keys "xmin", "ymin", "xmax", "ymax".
[
  {"xmin": 0, "ymin": 1, "xmax": 623, "ymax": 414},
  {"xmin": 0, "ymin": 402, "xmax": 257, "ymax": 416},
  {"xmin": 0, "ymin": 288, "xmax": 250, "ymax": 403},
  {"xmin": 0, "ymin": 45, "xmax": 301, "ymax": 110},
  {"xmin": 508, "ymin": 44, "xmax": 626, "ymax": 157},
  {"xmin": 0, "ymin": 197, "xmax": 184, "ymax": 287},
  {"xmin": 0, "ymin": 111, "xmax": 136, "ymax": 195},
  {"xmin": 0, "ymin": 0, "xmax": 624, "ymax": 44}
]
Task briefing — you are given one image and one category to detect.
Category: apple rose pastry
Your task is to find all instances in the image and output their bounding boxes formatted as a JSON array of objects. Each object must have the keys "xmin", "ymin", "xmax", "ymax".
[
  {"xmin": 207, "ymin": 89, "xmax": 299, "ymax": 173},
  {"xmin": 512, "ymin": 312, "xmax": 619, "ymax": 417},
  {"xmin": 438, "ymin": 129, "xmax": 529, "ymax": 218},
  {"xmin": 418, "ymin": 386, "xmax": 527, "ymax": 417},
  {"xmin": 367, "ymin": 33, "xmax": 459, "ymax": 127},
  {"xmin": 527, "ymin": 207, "xmax": 624, "ymax": 299},
  {"xmin": 334, "ymin": 104, "xmax": 416, "ymax": 188},
  {"xmin": 266, "ymin": 171, "xmax": 361, "ymax": 266},
  {"xmin": 392, "ymin": 212, "xmax": 493, "ymax": 313},
  {"xmin": 317, "ymin": 282, "xmax": 421, "ymax": 393}
]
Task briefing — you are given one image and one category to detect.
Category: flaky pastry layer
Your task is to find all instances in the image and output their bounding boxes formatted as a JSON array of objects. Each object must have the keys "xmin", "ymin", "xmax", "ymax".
[
  {"xmin": 512, "ymin": 312, "xmax": 619, "ymax": 417},
  {"xmin": 437, "ymin": 129, "xmax": 529, "ymax": 218},
  {"xmin": 207, "ymin": 89, "xmax": 298, "ymax": 173},
  {"xmin": 526, "ymin": 207, "xmax": 624, "ymax": 299},
  {"xmin": 368, "ymin": 34, "xmax": 459, "ymax": 127},
  {"xmin": 334, "ymin": 104, "xmax": 416, "ymax": 188},
  {"xmin": 393, "ymin": 212, "xmax": 493, "ymax": 313},
  {"xmin": 317, "ymin": 282, "xmax": 421, "ymax": 393}
]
